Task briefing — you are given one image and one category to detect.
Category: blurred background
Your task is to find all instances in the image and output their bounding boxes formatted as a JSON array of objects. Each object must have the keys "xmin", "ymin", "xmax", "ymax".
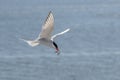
[{"xmin": 0, "ymin": 0, "xmax": 120, "ymax": 80}]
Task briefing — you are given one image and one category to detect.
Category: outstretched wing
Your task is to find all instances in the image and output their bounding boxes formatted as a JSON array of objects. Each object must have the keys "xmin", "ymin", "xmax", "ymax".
[
  {"xmin": 51, "ymin": 28, "xmax": 70, "ymax": 41},
  {"xmin": 38, "ymin": 11, "xmax": 54, "ymax": 39}
]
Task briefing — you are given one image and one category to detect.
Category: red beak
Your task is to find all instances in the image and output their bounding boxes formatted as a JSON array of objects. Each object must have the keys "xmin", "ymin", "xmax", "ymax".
[
  {"xmin": 55, "ymin": 48, "xmax": 60, "ymax": 55},
  {"xmin": 56, "ymin": 48, "xmax": 59, "ymax": 51}
]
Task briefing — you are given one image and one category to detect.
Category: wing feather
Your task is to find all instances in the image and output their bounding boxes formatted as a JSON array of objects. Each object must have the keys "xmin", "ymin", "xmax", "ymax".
[
  {"xmin": 51, "ymin": 28, "xmax": 70, "ymax": 40},
  {"xmin": 38, "ymin": 11, "xmax": 54, "ymax": 39}
]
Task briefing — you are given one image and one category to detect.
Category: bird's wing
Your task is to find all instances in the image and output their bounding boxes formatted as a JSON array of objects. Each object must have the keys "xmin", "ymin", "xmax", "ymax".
[
  {"xmin": 51, "ymin": 28, "xmax": 70, "ymax": 41},
  {"xmin": 37, "ymin": 11, "xmax": 54, "ymax": 40}
]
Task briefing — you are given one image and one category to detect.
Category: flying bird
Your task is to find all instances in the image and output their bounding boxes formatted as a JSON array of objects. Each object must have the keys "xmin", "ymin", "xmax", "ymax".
[{"xmin": 21, "ymin": 11, "xmax": 70, "ymax": 55}]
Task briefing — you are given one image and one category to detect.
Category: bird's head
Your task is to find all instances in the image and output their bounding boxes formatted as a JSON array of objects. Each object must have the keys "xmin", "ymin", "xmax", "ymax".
[{"xmin": 52, "ymin": 41, "xmax": 60, "ymax": 55}]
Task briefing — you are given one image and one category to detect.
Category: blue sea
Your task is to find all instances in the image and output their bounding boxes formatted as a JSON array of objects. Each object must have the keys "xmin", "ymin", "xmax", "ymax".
[{"xmin": 0, "ymin": 0, "xmax": 120, "ymax": 80}]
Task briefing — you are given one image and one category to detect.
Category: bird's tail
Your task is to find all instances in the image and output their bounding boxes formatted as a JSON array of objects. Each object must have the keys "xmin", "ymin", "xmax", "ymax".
[{"xmin": 20, "ymin": 38, "xmax": 39, "ymax": 47}]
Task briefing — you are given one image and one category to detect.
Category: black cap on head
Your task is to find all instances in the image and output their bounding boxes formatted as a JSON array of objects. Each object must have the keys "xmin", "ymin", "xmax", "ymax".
[{"xmin": 53, "ymin": 41, "xmax": 58, "ymax": 49}]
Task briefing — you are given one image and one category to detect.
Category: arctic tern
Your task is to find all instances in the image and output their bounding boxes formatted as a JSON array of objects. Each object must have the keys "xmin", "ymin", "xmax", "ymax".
[{"xmin": 21, "ymin": 11, "xmax": 70, "ymax": 55}]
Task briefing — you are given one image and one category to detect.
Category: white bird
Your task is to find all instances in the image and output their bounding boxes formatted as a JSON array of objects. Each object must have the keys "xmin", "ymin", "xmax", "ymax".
[{"xmin": 21, "ymin": 11, "xmax": 70, "ymax": 55}]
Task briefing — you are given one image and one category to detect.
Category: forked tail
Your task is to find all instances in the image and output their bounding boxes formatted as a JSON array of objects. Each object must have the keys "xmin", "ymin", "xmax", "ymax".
[{"xmin": 20, "ymin": 38, "xmax": 39, "ymax": 47}]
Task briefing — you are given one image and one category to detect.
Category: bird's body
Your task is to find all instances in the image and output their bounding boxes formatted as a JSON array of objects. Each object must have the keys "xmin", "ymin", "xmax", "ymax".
[
  {"xmin": 21, "ymin": 11, "xmax": 70, "ymax": 55},
  {"xmin": 38, "ymin": 38, "xmax": 54, "ymax": 48}
]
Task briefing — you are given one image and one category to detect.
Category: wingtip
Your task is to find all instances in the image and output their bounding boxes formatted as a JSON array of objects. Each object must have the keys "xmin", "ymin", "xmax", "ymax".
[
  {"xmin": 49, "ymin": 11, "xmax": 52, "ymax": 15},
  {"xmin": 49, "ymin": 11, "xmax": 52, "ymax": 13},
  {"xmin": 65, "ymin": 28, "xmax": 70, "ymax": 32},
  {"xmin": 48, "ymin": 11, "xmax": 54, "ymax": 17},
  {"xmin": 67, "ymin": 28, "xmax": 70, "ymax": 31}
]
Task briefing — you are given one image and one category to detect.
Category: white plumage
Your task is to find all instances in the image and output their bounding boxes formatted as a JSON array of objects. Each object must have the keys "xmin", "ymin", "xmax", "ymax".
[{"xmin": 21, "ymin": 11, "xmax": 70, "ymax": 54}]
